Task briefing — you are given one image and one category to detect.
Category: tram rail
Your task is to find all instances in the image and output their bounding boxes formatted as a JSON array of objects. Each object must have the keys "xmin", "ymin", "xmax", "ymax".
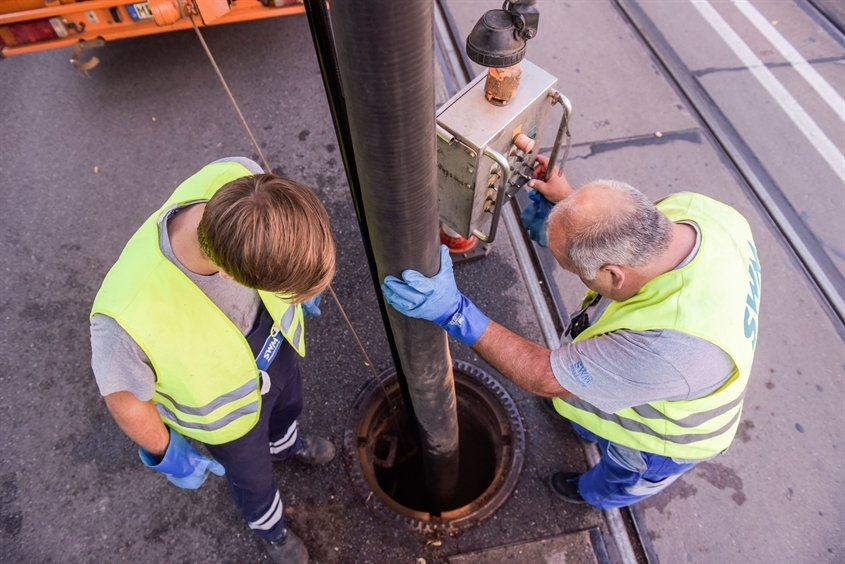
[{"xmin": 612, "ymin": 0, "xmax": 845, "ymax": 339}]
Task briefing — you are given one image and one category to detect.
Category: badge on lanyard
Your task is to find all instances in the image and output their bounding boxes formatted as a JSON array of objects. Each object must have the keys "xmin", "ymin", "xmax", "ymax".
[{"xmin": 256, "ymin": 325, "xmax": 282, "ymax": 394}]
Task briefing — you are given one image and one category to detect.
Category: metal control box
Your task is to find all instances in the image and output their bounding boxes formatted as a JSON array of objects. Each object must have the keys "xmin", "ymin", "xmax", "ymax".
[{"xmin": 436, "ymin": 59, "xmax": 558, "ymax": 242}]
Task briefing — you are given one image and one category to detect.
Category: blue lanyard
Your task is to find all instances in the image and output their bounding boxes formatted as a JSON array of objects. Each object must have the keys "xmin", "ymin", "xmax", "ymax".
[{"xmin": 256, "ymin": 325, "xmax": 283, "ymax": 371}]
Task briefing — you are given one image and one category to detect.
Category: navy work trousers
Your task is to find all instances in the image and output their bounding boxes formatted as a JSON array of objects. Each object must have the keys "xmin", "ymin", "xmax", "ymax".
[{"xmin": 204, "ymin": 306, "xmax": 303, "ymax": 540}]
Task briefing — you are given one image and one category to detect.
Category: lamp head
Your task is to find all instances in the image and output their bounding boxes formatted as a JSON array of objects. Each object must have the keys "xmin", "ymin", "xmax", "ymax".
[{"xmin": 465, "ymin": 1, "xmax": 539, "ymax": 68}]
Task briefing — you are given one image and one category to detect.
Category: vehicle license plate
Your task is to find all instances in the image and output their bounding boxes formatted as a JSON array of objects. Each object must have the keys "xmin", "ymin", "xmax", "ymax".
[{"xmin": 127, "ymin": 2, "xmax": 154, "ymax": 21}]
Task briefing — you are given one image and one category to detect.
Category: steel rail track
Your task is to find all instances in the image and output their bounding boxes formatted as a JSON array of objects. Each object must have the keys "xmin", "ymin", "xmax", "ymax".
[{"xmin": 612, "ymin": 0, "xmax": 845, "ymax": 340}]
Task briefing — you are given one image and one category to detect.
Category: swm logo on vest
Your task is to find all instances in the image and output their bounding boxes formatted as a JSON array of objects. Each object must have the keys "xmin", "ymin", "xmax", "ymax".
[{"xmin": 744, "ymin": 240, "xmax": 761, "ymax": 350}]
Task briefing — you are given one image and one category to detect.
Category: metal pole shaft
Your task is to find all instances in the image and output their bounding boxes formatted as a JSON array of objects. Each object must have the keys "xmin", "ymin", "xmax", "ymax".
[
  {"xmin": 302, "ymin": 0, "xmax": 419, "ymax": 422},
  {"xmin": 318, "ymin": 0, "xmax": 460, "ymax": 507}
]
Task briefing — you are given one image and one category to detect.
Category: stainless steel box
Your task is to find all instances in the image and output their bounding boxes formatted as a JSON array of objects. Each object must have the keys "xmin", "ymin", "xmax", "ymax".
[{"xmin": 436, "ymin": 59, "xmax": 558, "ymax": 241}]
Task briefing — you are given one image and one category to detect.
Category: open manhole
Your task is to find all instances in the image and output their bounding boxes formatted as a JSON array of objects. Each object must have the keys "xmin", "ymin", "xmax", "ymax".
[{"xmin": 343, "ymin": 360, "xmax": 525, "ymax": 532}]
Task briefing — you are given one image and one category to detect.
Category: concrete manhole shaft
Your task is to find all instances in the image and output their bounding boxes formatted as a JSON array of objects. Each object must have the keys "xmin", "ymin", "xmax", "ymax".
[{"xmin": 343, "ymin": 360, "xmax": 525, "ymax": 532}]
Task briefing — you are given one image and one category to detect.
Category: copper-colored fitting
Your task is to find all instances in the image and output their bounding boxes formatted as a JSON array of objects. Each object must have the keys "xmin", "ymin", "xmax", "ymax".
[
  {"xmin": 484, "ymin": 64, "xmax": 523, "ymax": 106},
  {"xmin": 513, "ymin": 133, "xmax": 535, "ymax": 153}
]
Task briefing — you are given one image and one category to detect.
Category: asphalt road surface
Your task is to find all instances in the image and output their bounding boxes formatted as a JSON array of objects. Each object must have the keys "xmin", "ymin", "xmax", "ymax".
[{"xmin": 1, "ymin": 0, "xmax": 843, "ymax": 562}]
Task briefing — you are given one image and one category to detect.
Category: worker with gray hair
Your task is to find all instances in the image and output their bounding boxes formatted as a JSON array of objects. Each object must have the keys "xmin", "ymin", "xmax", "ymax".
[{"xmin": 382, "ymin": 155, "xmax": 761, "ymax": 509}]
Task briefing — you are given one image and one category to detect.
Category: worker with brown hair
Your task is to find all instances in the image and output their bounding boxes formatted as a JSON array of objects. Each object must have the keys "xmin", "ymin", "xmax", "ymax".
[
  {"xmin": 90, "ymin": 157, "xmax": 335, "ymax": 564},
  {"xmin": 382, "ymin": 154, "xmax": 760, "ymax": 510}
]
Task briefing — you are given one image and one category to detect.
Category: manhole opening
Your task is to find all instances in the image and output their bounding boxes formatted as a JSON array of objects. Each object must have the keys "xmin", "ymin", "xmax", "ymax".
[
  {"xmin": 372, "ymin": 380, "xmax": 499, "ymax": 513},
  {"xmin": 344, "ymin": 361, "xmax": 526, "ymax": 532}
]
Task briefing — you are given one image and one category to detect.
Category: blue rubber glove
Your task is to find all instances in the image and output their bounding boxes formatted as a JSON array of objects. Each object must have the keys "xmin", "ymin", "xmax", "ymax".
[
  {"xmin": 381, "ymin": 245, "xmax": 490, "ymax": 346},
  {"xmin": 301, "ymin": 293, "xmax": 322, "ymax": 317},
  {"xmin": 520, "ymin": 189, "xmax": 554, "ymax": 248},
  {"xmin": 139, "ymin": 427, "xmax": 225, "ymax": 489}
]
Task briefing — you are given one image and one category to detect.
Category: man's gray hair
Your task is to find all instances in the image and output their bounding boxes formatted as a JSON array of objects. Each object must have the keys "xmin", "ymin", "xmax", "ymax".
[{"xmin": 549, "ymin": 179, "xmax": 672, "ymax": 280}]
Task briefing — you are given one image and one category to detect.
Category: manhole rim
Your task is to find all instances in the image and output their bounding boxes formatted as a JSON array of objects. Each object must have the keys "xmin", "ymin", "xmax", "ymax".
[{"xmin": 343, "ymin": 360, "xmax": 526, "ymax": 532}]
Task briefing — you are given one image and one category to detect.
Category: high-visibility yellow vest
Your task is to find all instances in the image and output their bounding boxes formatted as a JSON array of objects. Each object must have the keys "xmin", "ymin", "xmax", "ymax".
[
  {"xmin": 553, "ymin": 192, "xmax": 760, "ymax": 459},
  {"xmin": 91, "ymin": 162, "xmax": 306, "ymax": 444}
]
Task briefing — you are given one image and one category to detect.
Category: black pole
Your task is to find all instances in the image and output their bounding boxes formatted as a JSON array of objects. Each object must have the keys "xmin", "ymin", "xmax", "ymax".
[
  {"xmin": 304, "ymin": 0, "xmax": 460, "ymax": 508},
  {"xmin": 302, "ymin": 0, "xmax": 417, "ymax": 421}
]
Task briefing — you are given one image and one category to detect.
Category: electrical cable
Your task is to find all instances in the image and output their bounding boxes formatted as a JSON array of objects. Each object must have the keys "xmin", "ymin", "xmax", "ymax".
[{"xmin": 189, "ymin": 13, "xmax": 271, "ymax": 173}]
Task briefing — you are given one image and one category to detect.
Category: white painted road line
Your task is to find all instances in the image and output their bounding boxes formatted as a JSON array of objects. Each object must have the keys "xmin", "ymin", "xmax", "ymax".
[
  {"xmin": 732, "ymin": 0, "xmax": 845, "ymax": 123},
  {"xmin": 690, "ymin": 0, "xmax": 845, "ymax": 184}
]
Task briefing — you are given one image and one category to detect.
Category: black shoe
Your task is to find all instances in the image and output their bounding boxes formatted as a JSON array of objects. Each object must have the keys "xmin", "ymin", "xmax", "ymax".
[
  {"xmin": 291, "ymin": 435, "xmax": 335, "ymax": 465},
  {"xmin": 549, "ymin": 471, "xmax": 587, "ymax": 504},
  {"xmin": 264, "ymin": 528, "xmax": 309, "ymax": 564}
]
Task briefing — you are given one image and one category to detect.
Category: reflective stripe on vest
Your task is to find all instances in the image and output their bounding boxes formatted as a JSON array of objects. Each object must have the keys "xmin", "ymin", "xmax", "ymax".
[
  {"xmin": 553, "ymin": 192, "xmax": 759, "ymax": 459},
  {"xmin": 557, "ymin": 386, "xmax": 746, "ymax": 445},
  {"xmin": 259, "ymin": 290, "xmax": 305, "ymax": 357},
  {"xmin": 157, "ymin": 400, "xmax": 260, "ymax": 432},
  {"xmin": 156, "ymin": 380, "xmax": 256, "ymax": 417},
  {"xmin": 91, "ymin": 162, "xmax": 306, "ymax": 444}
]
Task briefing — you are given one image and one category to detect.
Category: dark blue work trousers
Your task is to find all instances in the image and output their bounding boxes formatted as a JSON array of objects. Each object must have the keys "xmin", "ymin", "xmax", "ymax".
[{"xmin": 204, "ymin": 306, "xmax": 303, "ymax": 541}]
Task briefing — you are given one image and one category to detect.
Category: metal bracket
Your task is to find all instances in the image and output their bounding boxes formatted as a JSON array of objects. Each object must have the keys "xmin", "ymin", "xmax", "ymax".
[
  {"xmin": 472, "ymin": 146, "xmax": 510, "ymax": 243},
  {"xmin": 435, "ymin": 123, "xmax": 455, "ymax": 144},
  {"xmin": 372, "ymin": 434, "xmax": 398, "ymax": 469},
  {"xmin": 70, "ymin": 38, "xmax": 105, "ymax": 76},
  {"xmin": 545, "ymin": 90, "xmax": 573, "ymax": 178}
]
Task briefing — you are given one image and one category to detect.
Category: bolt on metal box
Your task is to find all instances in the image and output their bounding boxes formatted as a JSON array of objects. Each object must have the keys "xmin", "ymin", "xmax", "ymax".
[{"xmin": 436, "ymin": 59, "xmax": 558, "ymax": 242}]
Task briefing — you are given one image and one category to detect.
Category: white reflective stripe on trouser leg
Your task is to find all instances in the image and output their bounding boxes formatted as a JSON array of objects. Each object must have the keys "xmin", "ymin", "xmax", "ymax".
[
  {"xmin": 606, "ymin": 442, "xmax": 647, "ymax": 474},
  {"xmin": 248, "ymin": 490, "xmax": 283, "ymax": 531},
  {"xmin": 625, "ymin": 472, "xmax": 684, "ymax": 497},
  {"xmin": 270, "ymin": 421, "xmax": 298, "ymax": 454}
]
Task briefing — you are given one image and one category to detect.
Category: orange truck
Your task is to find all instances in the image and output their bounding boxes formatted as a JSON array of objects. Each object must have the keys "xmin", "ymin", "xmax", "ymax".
[{"xmin": 0, "ymin": 0, "xmax": 304, "ymax": 63}]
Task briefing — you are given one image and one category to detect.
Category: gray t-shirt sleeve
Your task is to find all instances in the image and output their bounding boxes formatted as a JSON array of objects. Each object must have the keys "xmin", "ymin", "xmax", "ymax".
[
  {"xmin": 90, "ymin": 314, "xmax": 157, "ymax": 401},
  {"xmin": 211, "ymin": 156, "xmax": 264, "ymax": 174},
  {"xmin": 550, "ymin": 329, "xmax": 735, "ymax": 413}
]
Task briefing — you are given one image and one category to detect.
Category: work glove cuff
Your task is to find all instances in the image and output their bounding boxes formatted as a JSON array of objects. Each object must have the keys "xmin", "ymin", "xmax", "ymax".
[
  {"xmin": 139, "ymin": 428, "xmax": 225, "ymax": 489},
  {"xmin": 438, "ymin": 294, "xmax": 490, "ymax": 346},
  {"xmin": 139, "ymin": 428, "xmax": 194, "ymax": 478},
  {"xmin": 301, "ymin": 294, "xmax": 322, "ymax": 317}
]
